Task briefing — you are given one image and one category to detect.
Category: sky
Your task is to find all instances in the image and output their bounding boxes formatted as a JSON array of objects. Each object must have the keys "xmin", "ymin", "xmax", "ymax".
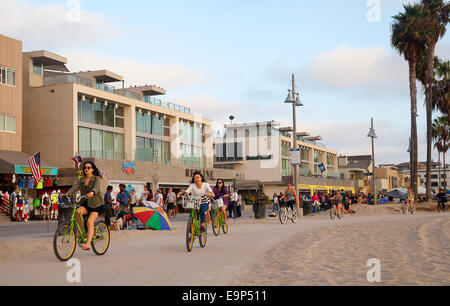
[{"xmin": 1, "ymin": 0, "xmax": 449, "ymax": 165}]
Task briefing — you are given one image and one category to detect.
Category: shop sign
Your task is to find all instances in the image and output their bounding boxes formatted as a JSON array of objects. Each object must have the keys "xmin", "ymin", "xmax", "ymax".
[
  {"xmin": 185, "ymin": 169, "xmax": 214, "ymax": 179},
  {"xmin": 15, "ymin": 165, "xmax": 58, "ymax": 176},
  {"xmin": 122, "ymin": 161, "xmax": 136, "ymax": 175},
  {"xmin": 290, "ymin": 149, "xmax": 301, "ymax": 166}
]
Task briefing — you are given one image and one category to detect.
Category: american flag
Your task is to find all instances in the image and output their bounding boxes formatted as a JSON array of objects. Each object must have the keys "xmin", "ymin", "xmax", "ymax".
[{"xmin": 28, "ymin": 152, "xmax": 42, "ymax": 184}]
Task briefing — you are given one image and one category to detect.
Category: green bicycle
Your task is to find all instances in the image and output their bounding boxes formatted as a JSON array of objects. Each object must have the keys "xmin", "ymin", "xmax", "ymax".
[
  {"xmin": 183, "ymin": 195, "xmax": 208, "ymax": 252},
  {"xmin": 53, "ymin": 196, "xmax": 110, "ymax": 261},
  {"xmin": 211, "ymin": 199, "xmax": 228, "ymax": 236}
]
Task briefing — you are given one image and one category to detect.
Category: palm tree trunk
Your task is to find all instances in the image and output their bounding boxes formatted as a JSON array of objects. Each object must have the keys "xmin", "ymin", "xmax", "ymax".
[
  {"xmin": 409, "ymin": 58, "xmax": 419, "ymax": 202},
  {"xmin": 426, "ymin": 44, "xmax": 436, "ymax": 200},
  {"xmin": 444, "ymin": 144, "xmax": 447, "ymax": 191},
  {"xmin": 438, "ymin": 151, "xmax": 442, "ymax": 189}
]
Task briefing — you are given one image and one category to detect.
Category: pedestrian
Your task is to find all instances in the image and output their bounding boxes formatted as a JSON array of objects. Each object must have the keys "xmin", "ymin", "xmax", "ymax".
[
  {"xmin": 139, "ymin": 185, "xmax": 149, "ymax": 206},
  {"xmin": 147, "ymin": 188, "xmax": 154, "ymax": 202},
  {"xmin": 104, "ymin": 185, "xmax": 114, "ymax": 227},
  {"xmin": 272, "ymin": 193, "xmax": 279, "ymax": 212},
  {"xmin": 116, "ymin": 184, "xmax": 131, "ymax": 213},
  {"xmin": 165, "ymin": 188, "xmax": 176, "ymax": 218},
  {"xmin": 129, "ymin": 189, "xmax": 138, "ymax": 211},
  {"xmin": 236, "ymin": 190, "xmax": 242, "ymax": 218},
  {"xmin": 155, "ymin": 189, "xmax": 164, "ymax": 209},
  {"xmin": 230, "ymin": 187, "xmax": 239, "ymax": 218}
]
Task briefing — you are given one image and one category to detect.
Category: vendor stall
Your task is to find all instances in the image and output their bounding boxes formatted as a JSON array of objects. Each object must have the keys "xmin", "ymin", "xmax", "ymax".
[{"xmin": 0, "ymin": 150, "xmax": 59, "ymax": 221}]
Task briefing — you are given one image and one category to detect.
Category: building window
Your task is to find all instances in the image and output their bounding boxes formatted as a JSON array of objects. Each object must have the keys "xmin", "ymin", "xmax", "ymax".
[
  {"xmin": 78, "ymin": 97, "xmax": 123, "ymax": 128},
  {"xmin": 5, "ymin": 115, "xmax": 16, "ymax": 133},
  {"xmin": 136, "ymin": 136, "xmax": 170, "ymax": 164},
  {"xmin": 78, "ymin": 126, "xmax": 124, "ymax": 159},
  {"xmin": 32, "ymin": 60, "xmax": 43, "ymax": 76},
  {"xmin": 0, "ymin": 67, "xmax": 16, "ymax": 86},
  {"xmin": 0, "ymin": 114, "xmax": 4, "ymax": 131}
]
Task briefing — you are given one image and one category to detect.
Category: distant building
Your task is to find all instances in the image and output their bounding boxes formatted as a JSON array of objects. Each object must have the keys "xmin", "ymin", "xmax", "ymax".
[{"xmin": 214, "ymin": 121, "xmax": 353, "ymax": 196}]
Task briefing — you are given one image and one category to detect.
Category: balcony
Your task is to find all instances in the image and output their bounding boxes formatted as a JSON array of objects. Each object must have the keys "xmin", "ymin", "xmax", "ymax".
[
  {"xmin": 78, "ymin": 150, "xmax": 125, "ymax": 160},
  {"xmin": 96, "ymin": 83, "xmax": 115, "ymax": 93},
  {"xmin": 214, "ymin": 157, "xmax": 244, "ymax": 163},
  {"xmin": 44, "ymin": 74, "xmax": 93, "ymax": 88}
]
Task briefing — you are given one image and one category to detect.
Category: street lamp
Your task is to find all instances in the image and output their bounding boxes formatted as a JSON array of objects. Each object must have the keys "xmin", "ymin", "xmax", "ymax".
[
  {"xmin": 367, "ymin": 117, "xmax": 377, "ymax": 204},
  {"xmin": 284, "ymin": 73, "xmax": 304, "ymax": 207}
]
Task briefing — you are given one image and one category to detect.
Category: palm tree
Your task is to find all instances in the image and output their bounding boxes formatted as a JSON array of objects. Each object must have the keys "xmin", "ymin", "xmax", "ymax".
[
  {"xmin": 431, "ymin": 59, "xmax": 450, "ymax": 116},
  {"xmin": 432, "ymin": 116, "xmax": 449, "ymax": 190},
  {"xmin": 420, "ymin": 0, "xmax": 449, "ymax": 200},
  {"xmin": 392, "ymin": 4, "xmax": 427, "ymax": 201}
]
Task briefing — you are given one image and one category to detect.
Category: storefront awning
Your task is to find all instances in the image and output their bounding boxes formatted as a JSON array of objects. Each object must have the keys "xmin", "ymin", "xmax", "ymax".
[{"xmin": 0, "ymin": 151, "xmax": 58, "ymax": 175}]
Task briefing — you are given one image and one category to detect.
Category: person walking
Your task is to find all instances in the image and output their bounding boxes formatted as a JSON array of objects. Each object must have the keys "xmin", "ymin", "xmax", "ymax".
[
  {"xmin": 116, "ymin": 184, "xmax": 131, "ymax": 213},
  {"xmin": 272, "ymin": 193, "xmax": 279, "ymax": 213},
  {"xmin": 236, "ymin": 190, "xmax": 242, "ymax": 218},
  {"xmin": 104, "ymin": 185, "xmax": 114, "ymax": 227},
  {"xmin": 139, "ymin": 185, "xmax": 149, "ymax": 206},
  {"xmin": 155, "ymin": 189, "xmax": 164, "ymax": 209},
  {"xmin": 129, "ymin": 189, "xmax": 138, "ymax": 211},
  {"xmin": 165, "ymin": 188, "xmax": 176, "ymax": 218},
  {"xmin": 230, "ymin": 187, "xmax": 239, "ymax": 219}
]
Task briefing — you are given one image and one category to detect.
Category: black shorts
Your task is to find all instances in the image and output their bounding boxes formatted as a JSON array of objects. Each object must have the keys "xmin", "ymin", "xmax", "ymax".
[
  {"xmin": 167, "ymin": 202, "xmax": 175, "ymax": 210},
  {"xmin": 81, "ymin": 203, "xmax": 104, "ymax": 215}
]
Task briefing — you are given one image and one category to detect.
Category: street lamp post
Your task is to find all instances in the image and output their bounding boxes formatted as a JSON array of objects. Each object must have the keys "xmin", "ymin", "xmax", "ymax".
[
  {"xmin": 367, "ymin": 117, "xmax": 377, "ymax": 205},
  {"xmin": 284, "ymin": 73, "xmax": 303, "ymax": 206}
]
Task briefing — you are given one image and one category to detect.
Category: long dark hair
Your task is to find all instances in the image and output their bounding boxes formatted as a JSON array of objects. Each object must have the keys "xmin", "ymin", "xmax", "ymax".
[
  {"xmin": 82, "ymin": 161, "xmax": 101, "ymax": 177},
  {"xmin": 191, "ymin": 171, "xmax": 206, "ymax": 183},
  {"xmin": 215, "ymin": 179, "xmax": 225, "ymax": 191}
]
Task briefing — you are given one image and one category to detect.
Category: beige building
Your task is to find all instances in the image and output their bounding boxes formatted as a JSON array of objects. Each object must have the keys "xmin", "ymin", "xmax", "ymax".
[
  {"xmin": 0, "ymin": 35, "xmax": 22, "ymax": 151},
  {"xmin": 21, "ymin": 49, "xmax": 239, "ymax": 195},
  {"xmin": 214, "ymin": 121, "xmax": 352, "ymax": 196}
]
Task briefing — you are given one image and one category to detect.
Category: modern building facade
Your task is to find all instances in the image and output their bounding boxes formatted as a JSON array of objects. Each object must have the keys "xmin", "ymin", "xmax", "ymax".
[
  {"xmin": 21, "ymin": 49, "xmax": 240, "ymax": 195},
  {"xmin": 214, "ymin": 121, "xmax": 353, "ymax": 196},
  {"xmin": 0, "ymin": 35, "xmax": 22, "ymax": 151}
]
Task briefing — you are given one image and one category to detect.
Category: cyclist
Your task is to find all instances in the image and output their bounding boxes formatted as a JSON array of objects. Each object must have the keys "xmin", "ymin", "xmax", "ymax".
[
  {"xmin": 282, "ymin": 184, "xmax": 298, "ymax": 213},
  {"xmin": 406, "ymin": 187, "xmax": 415, "ymax": 212},
  {"xmin": 330, "ymin": 190, "xmax": 342, "ymax": 215},
  {"xmin": 212, "ymin": 179, "xmax": 230, "ymax": 225},
  {"xmin": 180, "ymin": 171, "xmax": 215, "ymax": 232},
  {"xmin": 60, "ymin": 161, "xmax": 103, "ymax": 251},
  {"xmin": 436, "ymin": 188, "xmax": 447, "ymax": 211}
]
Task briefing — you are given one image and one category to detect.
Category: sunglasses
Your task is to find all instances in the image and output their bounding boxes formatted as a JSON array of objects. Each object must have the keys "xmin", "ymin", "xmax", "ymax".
[
  {"xmin": 218, "ymin": 182, "xmax": 223, "ymax": 184},
  {"xmin": 84, "ymin": 166, "xmax": 92, "ymax": 170}
]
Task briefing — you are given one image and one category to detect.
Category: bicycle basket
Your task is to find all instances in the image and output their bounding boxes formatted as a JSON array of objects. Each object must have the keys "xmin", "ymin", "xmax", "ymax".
[
  {"xmin": 59, "ymin": 197, "xmax": 76, "ymax": 209},
  {"xmin": 211, "ymin": 198, "xmax": 224, "ymax": 210},
  {"xmin": 182, "ymin": 196, "xmax": 201, "ymax": 209}
]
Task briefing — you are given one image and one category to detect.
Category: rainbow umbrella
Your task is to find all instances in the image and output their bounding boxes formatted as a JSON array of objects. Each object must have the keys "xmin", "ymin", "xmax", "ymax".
[{"xmin": 133, "ymin": 207, "xmax": 171, "ymax": 231}]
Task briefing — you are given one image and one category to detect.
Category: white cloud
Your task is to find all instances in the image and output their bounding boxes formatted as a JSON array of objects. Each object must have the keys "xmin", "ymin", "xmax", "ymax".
[
  {"xmin": 298, "ymin": 46, "xmax": 409, "ymax": 93},
  {"xmin": 0, "ymin": 0, "xmax": 122, "ymax": 47}
]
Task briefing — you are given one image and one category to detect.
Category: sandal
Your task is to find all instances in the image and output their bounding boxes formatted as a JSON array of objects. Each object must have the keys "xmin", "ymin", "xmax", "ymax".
[{"xmin": 81, "ymin": 244, "xmax": 91, "ymax": 251}]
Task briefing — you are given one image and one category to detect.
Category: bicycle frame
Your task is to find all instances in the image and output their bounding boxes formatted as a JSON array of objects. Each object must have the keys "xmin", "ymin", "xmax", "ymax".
[
  {"xmin": 61, "ymin": 206, "xmax": 104, "ymax": 244},
  {"xmin": 190, "ymin": 208, "xmax": 201, "ymax": 237}
]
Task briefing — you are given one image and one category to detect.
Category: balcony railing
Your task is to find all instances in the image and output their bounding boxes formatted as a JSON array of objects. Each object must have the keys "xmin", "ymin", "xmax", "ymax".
[
  {"xmin": 78, "ymin": 150, "xmax": 125, "ymax": 160},
  {"xmin": 44, "ymin": 75, "xmax": 192, "ymax": 115},
  {"xmin": 214, "ymin": 157, "xmax": 244, "ymax": 163}
]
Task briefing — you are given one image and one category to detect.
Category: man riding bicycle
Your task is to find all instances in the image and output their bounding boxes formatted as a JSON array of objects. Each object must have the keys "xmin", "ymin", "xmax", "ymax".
[
  {"xmin": 436, "ymin": 188, "xmax": 447, "ymax": 211},
  {"xmin": 282, "ymin": 184, "xmax": 298, "ymax": 213}
]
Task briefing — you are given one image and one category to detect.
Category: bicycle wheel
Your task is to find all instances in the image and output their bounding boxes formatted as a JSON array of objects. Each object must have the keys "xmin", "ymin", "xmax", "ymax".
[
  {"xmin": 53, "ymin": 222, "xmax": 76, "ymax": 262},
  {"xmin": 279, "ymin": 207, "xmax": 288, "ymax": 224},
  {"xmin": 291, "ymin": 208, "xmax": 298, "ymax": 223},
  {"xmin": 222, "ymin": 213, "xmax": 229, "ymax": 234},
  {"xmin": 410, "ymin": 205, "xmax": 415, "ymax": 215},
  {"xmin": 402, "ymin": 204, "xmax": 408, "ymax": 215},
  {"xmin": 437, "ymin": 203, "xmax": 441, "ymax": 213},
  {"xmin": 186, "ymin": 217, "xmax": 194, "ymax": 252},
  {"xmin": 212, "ymin": 212, "xmax": 220, "ymax": 236},
  {"xmin": 337, "ymin": 206, "xmax": 343, "ymax": 219},
  {"xmin": 92, "ymin": 221, "xmax": 110, "ymax": 256},
  {"xmin": 199, "ymin": 223, "xmax": 207, "ymax": 248},
  {"xmin": 330, "ymin": 205, "xmax": 336, "ymax": 219}
]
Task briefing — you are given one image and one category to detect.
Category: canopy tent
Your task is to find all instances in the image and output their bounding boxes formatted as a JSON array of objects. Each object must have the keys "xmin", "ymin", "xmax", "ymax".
[{"xmin": 380, "ymin": 190, "xmax": 405, "ymax": 199}]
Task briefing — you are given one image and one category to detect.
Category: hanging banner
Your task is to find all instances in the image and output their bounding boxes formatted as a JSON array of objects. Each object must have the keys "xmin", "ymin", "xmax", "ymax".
[
  {"xmin": 290, "ymin": 149, "xmax": 301, "ymax": 166},
  {"xmin": 15, "ymin": 165, "xmax": 58, "ymax": 176}
]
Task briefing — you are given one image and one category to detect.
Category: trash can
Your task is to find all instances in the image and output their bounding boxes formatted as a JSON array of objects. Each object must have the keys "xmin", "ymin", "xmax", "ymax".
[
  {"xmin": 302, "ymin": 200, "xmax": 313, "ymax": 216},
  {"xmin": 253, "ymin": 200, "xmax": 266, "ymax": 219}
]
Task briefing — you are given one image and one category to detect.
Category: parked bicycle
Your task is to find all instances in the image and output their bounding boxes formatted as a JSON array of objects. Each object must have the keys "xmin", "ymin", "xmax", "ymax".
[
  {"xmin": 211, "ymin": 197, "xmax": 228, "ymax": 236},
  {"xmin": 183, "ymin": 195, "xmax": 210, "ymax": 252},
  {"xmin": 279, "ymin": 202, "xmax": 297, "ymax": 224},
  {"xmin": 53, "ymin": 196, "xmax": 110, "ymax": 261}
]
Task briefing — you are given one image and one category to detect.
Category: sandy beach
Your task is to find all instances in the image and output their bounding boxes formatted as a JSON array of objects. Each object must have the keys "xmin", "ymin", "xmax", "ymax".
[{"xmin": 0, "ymin": 204, "xmax": 449, "ymax": 286}]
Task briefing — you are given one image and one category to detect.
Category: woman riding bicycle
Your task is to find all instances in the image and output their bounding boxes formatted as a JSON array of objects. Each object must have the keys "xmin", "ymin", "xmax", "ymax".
[
  {"xmin": 212, "ymin": 179, "xmax": 230, "ymax": 225},
  {"xmin": 406, "ymin": 187, "xmax": 415, "ymax": 211},
  {"xmin": 282, "ymin": 184, "xmax": 298, "ymax": 212},
  {"xmin": 180, "ymin": 171, "xmax": 215, "ymax": 232},
  {"xmin": 60, "ymin": 161, "xmax": 103, "ymax": 251},
  {"xmin": 330, "ymin": 190, "xmax": 342, "ymax": 213}
]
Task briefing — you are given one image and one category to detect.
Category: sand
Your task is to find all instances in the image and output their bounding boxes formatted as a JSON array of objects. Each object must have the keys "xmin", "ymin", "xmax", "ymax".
[{"xmin": 0, "ymin": 203, "xmax": 449, "ymax": 285}]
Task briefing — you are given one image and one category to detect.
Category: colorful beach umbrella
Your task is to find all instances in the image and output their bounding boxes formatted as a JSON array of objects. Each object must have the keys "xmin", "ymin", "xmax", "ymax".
[{"xmin": 133, "ymin": 207, "xmax": 171, "ymax": 231}]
